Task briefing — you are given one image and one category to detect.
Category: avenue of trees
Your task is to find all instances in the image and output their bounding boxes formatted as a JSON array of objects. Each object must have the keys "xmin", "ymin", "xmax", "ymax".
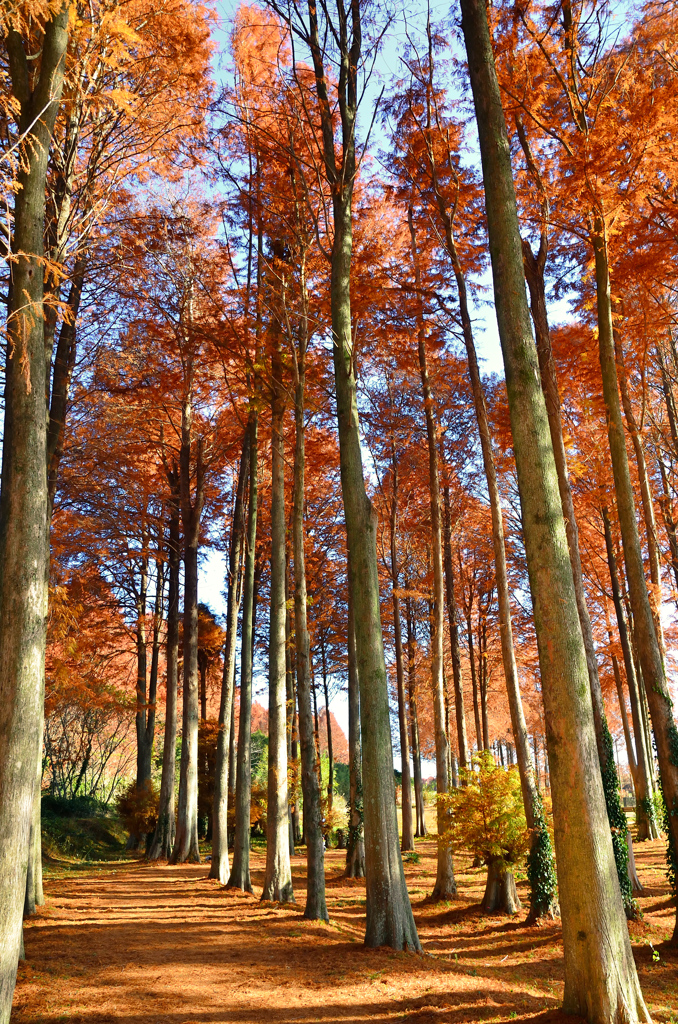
[{"xmin": 2, "ymin": 0, "xmax": 678, "ymax": 1022}]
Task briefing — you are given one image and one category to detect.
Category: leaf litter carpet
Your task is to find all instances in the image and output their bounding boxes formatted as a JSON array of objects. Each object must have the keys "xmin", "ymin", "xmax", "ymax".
[{"xmin": 12, "ymin": 840, "xmax": 677, "ymax": 1024}]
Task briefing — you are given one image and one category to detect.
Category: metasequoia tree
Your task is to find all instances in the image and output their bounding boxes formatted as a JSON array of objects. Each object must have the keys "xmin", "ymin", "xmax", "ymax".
[
  {"xmin": 386, "ymin": 28, "xmax": 555, "ymax": 916},
  {"xmin": 457, "ymin": 0, "xmax": 650, "ymax": 1019},
  {"xmin": 261, "ymin": 0, "xmax": 419, "ymax": 949},
  {"xmin": 498, "ymin": 0, "xmax": 678, "ymax": 938},
  {"xmin": 0, "ymin": 3, "xmax": 69, "ymax": 1015}
]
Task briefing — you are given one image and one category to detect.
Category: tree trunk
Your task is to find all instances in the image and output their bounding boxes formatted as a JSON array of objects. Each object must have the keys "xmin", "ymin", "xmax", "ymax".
[
  {"xmin": 148, "ymin": 479, "xmax": 181, "ymax": 861},
  {"xmin": 262, "ymin": 339, "xmax": 294, "ymax": 904},
  {"xmin": 481, "ymin": 859, "xmax": 521, "ymax": 915},
  {"xmin": 135, "ymin": 542, "xmax": 150, "ymax": 792},
  {"xmin": 615, "ymin": 330, "xmax": 665, "ymax": 655},
  {"xmin": 171, "ymin": 390, "xmax": 204, "ymax": 865},
  {"xmin": 405, "ymin": 596, "xmax": 426, "ymax": 837},
  {"xmin": 345, "ymin": 590, "xmax": 365, "ymax": 878},
  {"xmin": 292, "ymin": 350, "xmax": 328, "ymax": 917},
  {"xmin": 389, "ymin": 454, "xmax": 414, "ymax": 852},
  {"xmin": 321, "ymin": 641, "xmax": 334, "ymax": 818},
  {"xmin": 442, "ymin": 488, "xmax": 470, "ymax": 771},
  {"xmin": 408, "ymin": 209, "xmax": 456, "ymax": 903},
  {"xmin": 458, "ymin": 2, "xmax": 650, "ymax": 1016},
  {"xmin": 592, "ymin": 225, "xmax": 678, "ymax": 936},
  {"xmin": 228, "ymin": 412, "xmax": 258, "ymax": 893},
  {"xmin": 210, "ymin": 425, "xmax": 249, "ymax": 882},
  {"xmin": 467, "ymin": 610, "xmax": 482, "ymax": 752},
  {"xmin": 657, "ymin": 457, "xmax": 678, "ymax": 597},
  {"xmin": 602, "ymin": 507, "xmax": 658, "ymax": 842},
  {"xmin": 523, "ymin": 238, "xmax": 632, "ymax": 915},
  {"xmin": 0, "ymin": 11, "xmax": 69, "ymax": 1018}
]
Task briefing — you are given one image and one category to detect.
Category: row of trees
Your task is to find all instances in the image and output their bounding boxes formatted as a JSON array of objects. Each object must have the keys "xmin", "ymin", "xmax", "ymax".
[{"xmin": 2, "ymin": 0, "xmax": 678, "ymax": 1022}]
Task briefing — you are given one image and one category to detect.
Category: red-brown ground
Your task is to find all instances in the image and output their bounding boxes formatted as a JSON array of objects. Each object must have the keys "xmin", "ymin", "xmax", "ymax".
[{"xmin": 12, "ymin": 839, "xmax": 678, "ymax": 1024}]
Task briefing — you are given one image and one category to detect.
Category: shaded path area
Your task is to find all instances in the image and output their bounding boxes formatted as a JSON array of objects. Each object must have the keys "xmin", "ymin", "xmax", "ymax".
[{"xmin": 12, "ymin": 841, "xmax": 677, "ymax": 1023}]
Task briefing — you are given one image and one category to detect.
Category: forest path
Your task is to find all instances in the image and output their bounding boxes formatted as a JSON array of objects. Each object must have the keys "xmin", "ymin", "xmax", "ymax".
[{"xmin": 11, "ymin": 840, "xmax": 677, "ymax": 1024}]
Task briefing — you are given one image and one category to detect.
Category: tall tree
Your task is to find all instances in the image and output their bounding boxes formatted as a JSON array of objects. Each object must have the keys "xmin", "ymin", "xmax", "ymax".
[
  {"xmin": 0, "ymin": 5, "xmax": 69, "ymax": 1016},
  {"xmin": 457, "ymin": 0, "xmax": 650, "ymax": 1018}
]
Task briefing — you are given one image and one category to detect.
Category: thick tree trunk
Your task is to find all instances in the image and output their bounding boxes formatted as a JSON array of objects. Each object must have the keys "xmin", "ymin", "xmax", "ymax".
[
  {"xmin": 592, "ymin": 227, "xmax": 678, "ymax": 936},
  {"xmin": 345, "ymin": 591, "xmax": 365, "ymax": 878},
  {"xmin": 481, "ymin": 860, "xmax": 521, "ymax": 915},
  {"xmin": 292, "ymin": 358, "xmax": 328, "ymax": 916},
  {"xmin": 210, "ymin": 426, "xmax": 249, "ymax": 882},
  {"xmin": 228, "ymin": 413, "xmax": 258, "ymax": 893},
  {"xmin": 602, "ymin": 508, "xmax": 658, "ymax": 843},
  {"xmin": 171, "ymin": 394, "xmax": 204, "ymax": 865},
  {"xmin": 148, "ymin": 483, "xmax": 181, "ymax": 861},
  {"xmin": 408, "ymin": 210, "xmax": 456, "ymax": 903},
  {"xmin": 442, "ymin": 489, "xmax": 470, "ymax": 771},
  {"xmin": 389, "ymin": 457, "xmax": 414, "ymax": 852},
  {"xmin": 263, "ymin": 344, "xmax": 294, "ymax": 904},
  {"xmin": 405, "ymin": 597, "xmax": 426, "ymax": 836},
  {"xmin": 458, "ymin": 3, "xmax": 650, "ymax": 1017},
  {"xmin": 0, "ymin": 12, "xmax": 69, "ymax": 1018}
]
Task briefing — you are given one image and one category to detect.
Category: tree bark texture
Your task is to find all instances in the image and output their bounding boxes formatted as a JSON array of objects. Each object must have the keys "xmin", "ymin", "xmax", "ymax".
[
  {"xmin": 171, "ymin": 394, "xmax": 204, "ymax": 865},
  {"xmin": 210, "ymin": 425, "xmax": 250, "ymax": 881},
  {"xmin": 345, "ymin": 592, "xmax": 365, "ymax": 878},
  {"xmin": 405, "ymin": 597, "xmax": 426, "ymax": 836},
  {"xmin": 442, "ymin": 489, "xmax": 470, "ymax": 771},
  {"xmin": 263, "ymin": 342, "xmax": 294, "ymax": 904},
  {"xmin": 458, "ymin": 3, "xmax": 650, "ymax": 1017},
  {"xmin": 148, "ymin": 479, "xmax": 181, "ymax": 861},
  {"xmin": 389, "ymin": 453, "xmax": 414, "ymax": 852},
  {"xmin": 592, "ymin": 226, "xmax": 678, "ymax": 937},
  {"xmin": 408, "ymin": 210, "xmax": 456, "ymax": 902},
  {"xmin": 602, "ymin": 507, "xmax": 658, "ymax": 843},
  {"xmin": 523, "ymin": 240, "xmax": 631, "ymax": 915},
  {"xmin": 0, "ymin": 11, "xmax": 69, "ymax": 1019},
  {"xmin": 228, "ymin": 412, "xmax": 259, "ymax": 893},
  {"xmin": 292, "ymin": 356, "xmax": 328, "ymax": 918}
]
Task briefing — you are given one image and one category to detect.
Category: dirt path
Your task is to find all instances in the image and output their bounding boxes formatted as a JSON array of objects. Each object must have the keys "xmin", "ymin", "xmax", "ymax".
[{"xmin": 12, "ymin": 841, "xmax": 677, "ymax": 1024}]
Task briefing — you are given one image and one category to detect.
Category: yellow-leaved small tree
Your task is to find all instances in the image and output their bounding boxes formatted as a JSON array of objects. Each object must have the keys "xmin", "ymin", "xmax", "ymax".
[{"xmin": 441, "ymin": 753, "xmax": 531, "ymax": 914}]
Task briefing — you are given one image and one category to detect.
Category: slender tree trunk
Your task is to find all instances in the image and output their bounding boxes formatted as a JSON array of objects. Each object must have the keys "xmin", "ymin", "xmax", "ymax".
[
  {"xmin": 657, "ymin": 458, "xmax": 678, "ymax": 597},
  {"xmin": 408, "ymin": 209, "xmax": 456, "ymax": 902},
  {"xmin": 523, "ymin": 237, "xmax": 633, "ymax": 915},
  {"xmin": 172, "ymin": 387, "xmax": 204, "ymax": 865},
  {"xmin": 210, "ymin": 425, "xmax": 249, "ymax": 882},
  {"xmin": 602, "ymin": 507, "xmax": 658, "ymax": 842},
  {"xmin": 592, "ymin": 224, "xmax": 678, "ymax": 938},
  {"xmin": 321, "ymin": 641, "xmax": 334, "ymax": 818},
  {"xmin": 466, "ymin": 610, "xmax": 482, "ymax": 752},
  {"xmin": 405, "ymin": 597, "xmax": 426, "ymax": 837},
  {"xmin": 263, "ymin": 337, "xmax": 294, "ymax": 904},
  {"xmin": 0, "ymin": 12, "xmax": 69, "ymax": 1015},
  {"xmin": 442, "ymin": 488, "xmax": 470, "ymax": 770},
  {"xmin": 458, "ymin": 3, "xmax": 650, "ymax": 1015},
  {"xmin": 615, "ymin": 330, "xmax": 665, "ymax": 655},
  {"xmin": 389, "ymin": 455, "xmax": 414, "ymax": 851},
  {"xmin": 149, "ymin": 480, "xmax": 181, "ymax": 861},
  {"xmin": 228, "ymin": 412, "xmax": 258, "ymax": 892},
  {"xmin": 345, "ymin": 590, "xmax": 365, "ymax": 878},
  {"xmin": 135, "ymin": 544, "xmax": 150, "ymax": 792},
  {"xmin": 292, "ymin": 351, "xmax": 327, "ymax": 917}
]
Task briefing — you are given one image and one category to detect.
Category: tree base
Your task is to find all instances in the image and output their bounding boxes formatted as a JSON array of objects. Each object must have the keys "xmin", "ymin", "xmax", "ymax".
[{"xmin": 481, "ymin": 861, "xmax": 521, "ymax": 915}]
